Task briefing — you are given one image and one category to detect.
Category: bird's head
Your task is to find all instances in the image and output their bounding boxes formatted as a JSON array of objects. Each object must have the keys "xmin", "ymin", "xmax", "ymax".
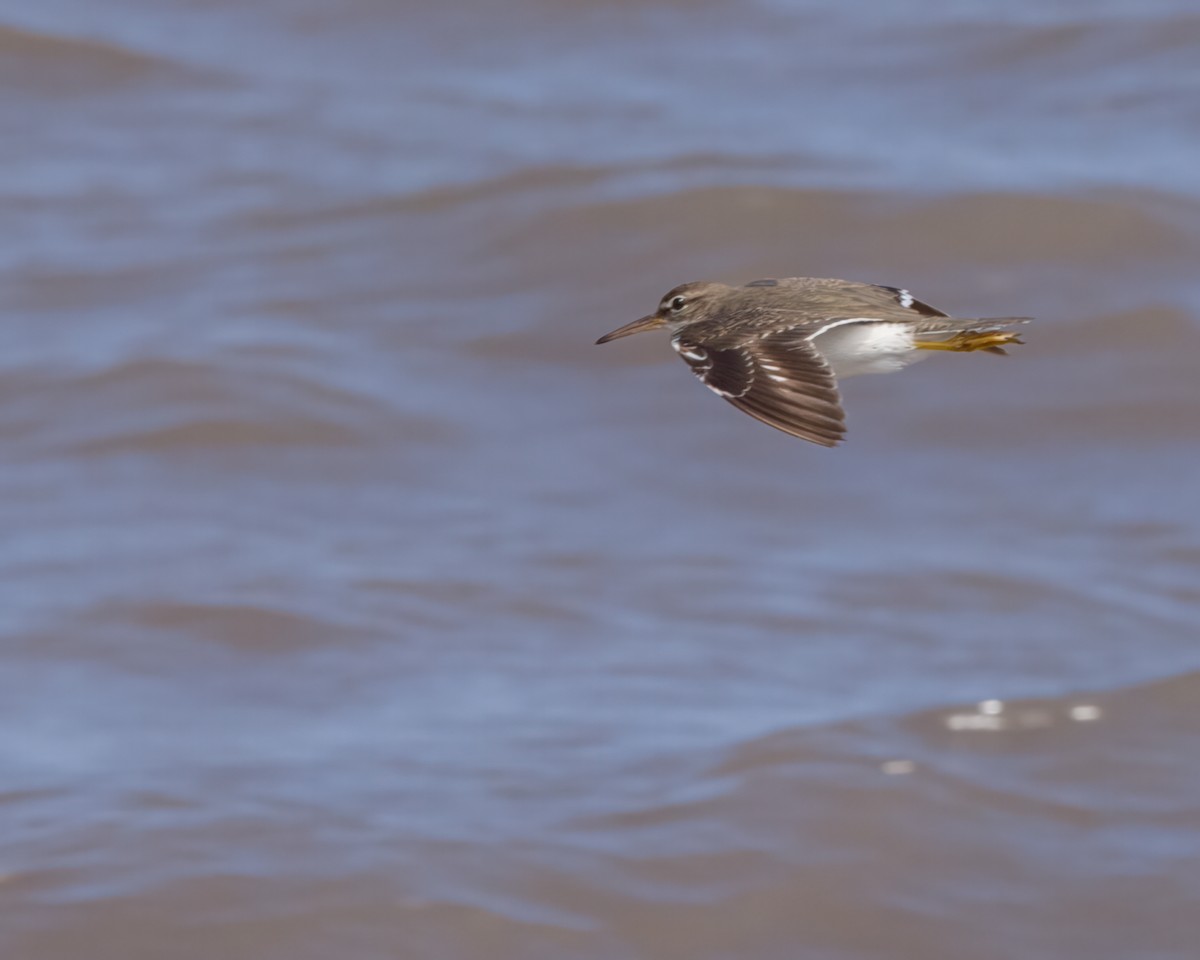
[{"xmin": 595, "ymin": 281, "xmax": 730, "ymax": 344}]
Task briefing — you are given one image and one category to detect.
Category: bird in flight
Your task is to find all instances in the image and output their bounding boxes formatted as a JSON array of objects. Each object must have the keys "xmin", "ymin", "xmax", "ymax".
[{"xmin": 596, "ymin": 277, "xmax": 1029, "ymax": 446}]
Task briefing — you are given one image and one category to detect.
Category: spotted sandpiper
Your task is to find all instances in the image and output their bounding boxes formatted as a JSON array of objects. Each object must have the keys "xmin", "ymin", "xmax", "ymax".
[{"xmin": 596, "ymin": 277, "xmax": 1030, "ymax": 446}]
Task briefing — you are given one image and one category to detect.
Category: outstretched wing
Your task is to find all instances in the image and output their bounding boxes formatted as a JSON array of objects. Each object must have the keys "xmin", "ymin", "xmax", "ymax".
[{"xmin": 671, "ymin": 331, "xmax": 846, "ymax": 446}]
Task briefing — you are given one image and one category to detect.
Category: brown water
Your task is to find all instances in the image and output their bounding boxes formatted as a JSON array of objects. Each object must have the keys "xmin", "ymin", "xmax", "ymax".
[{"xmin": 3, "ymin": 1, "xmax": 1200, "ymax": 957}]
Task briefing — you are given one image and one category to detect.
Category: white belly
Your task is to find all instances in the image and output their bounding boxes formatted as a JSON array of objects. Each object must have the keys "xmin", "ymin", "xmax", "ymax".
[{"xmin": 809, "ymin": 319, "xmax": 928, "ymax": 378}]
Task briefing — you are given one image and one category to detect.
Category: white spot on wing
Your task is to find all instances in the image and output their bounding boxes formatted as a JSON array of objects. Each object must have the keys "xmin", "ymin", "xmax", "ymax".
[
  {"xmin": 671, "ymin": 336, "xmax": 708, "ymax": 362},
  {"xmin": 898, "ymin": 288, "xmax": 914, "ymax": 309}
]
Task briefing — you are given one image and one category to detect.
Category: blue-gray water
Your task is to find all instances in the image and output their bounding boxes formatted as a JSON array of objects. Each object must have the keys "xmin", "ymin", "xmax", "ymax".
[{"xmin": 2, "ymin": 1, "xmax": 1200, "ymax": 957}]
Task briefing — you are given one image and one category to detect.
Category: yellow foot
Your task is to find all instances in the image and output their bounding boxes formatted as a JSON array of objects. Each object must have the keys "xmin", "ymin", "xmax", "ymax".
[{"xmin": 915, "ymin": 331, "xmax": 1025, "ymax": 355}]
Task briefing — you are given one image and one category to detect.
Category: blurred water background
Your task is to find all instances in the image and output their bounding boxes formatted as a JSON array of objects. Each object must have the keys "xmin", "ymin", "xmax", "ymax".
[{"xmin": 2, "ymin": 0, "xmax": 1200, "ymax": 957}]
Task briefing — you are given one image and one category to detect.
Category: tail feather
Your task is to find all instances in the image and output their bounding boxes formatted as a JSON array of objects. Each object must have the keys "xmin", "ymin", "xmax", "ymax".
[{"xmin": 912, "ymin": 316, "xmax": 1032, "ymax": 335}]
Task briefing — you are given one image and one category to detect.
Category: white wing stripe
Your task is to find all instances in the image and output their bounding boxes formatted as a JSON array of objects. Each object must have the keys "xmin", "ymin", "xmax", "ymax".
[{"xmin": 806, "ymin": 317, "xmax": 886, "ymax": 340}]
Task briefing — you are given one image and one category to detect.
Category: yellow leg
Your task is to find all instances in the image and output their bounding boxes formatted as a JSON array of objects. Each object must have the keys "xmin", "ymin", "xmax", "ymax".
[{"xmin": 914, "ymin": 331, "xmax": 1024, "ymax": 355}]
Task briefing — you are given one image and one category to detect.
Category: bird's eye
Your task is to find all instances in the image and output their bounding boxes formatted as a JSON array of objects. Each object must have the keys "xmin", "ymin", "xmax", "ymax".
[{"xmin": 669, "ymin": 296, "xmax": 687, "ymax": 311}]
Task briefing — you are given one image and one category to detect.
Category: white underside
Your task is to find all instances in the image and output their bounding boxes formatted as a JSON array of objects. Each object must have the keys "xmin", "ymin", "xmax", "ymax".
[{"xmin": 808, "ymin": 319, "xmax": 929, "ymax": 378}]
